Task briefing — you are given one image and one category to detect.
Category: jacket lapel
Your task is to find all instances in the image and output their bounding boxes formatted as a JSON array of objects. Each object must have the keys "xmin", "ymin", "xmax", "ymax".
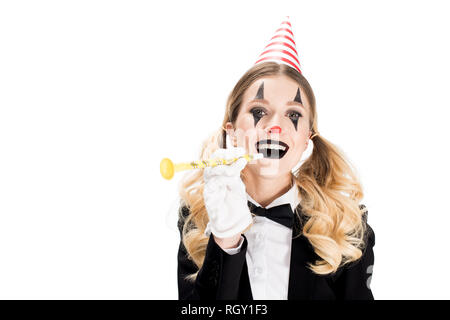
[{"xmin": 287, "ymin": 207, "xmax": 317, "ymax": 299}]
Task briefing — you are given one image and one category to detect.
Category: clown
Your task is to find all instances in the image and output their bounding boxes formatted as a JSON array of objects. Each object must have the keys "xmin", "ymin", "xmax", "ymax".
[{"xmin": 177, "ymin": 16, "xmax": 375, "ymax": 300}]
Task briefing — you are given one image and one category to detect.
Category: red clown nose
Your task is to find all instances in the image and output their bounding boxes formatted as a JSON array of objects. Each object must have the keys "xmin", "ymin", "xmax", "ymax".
[{"xmin": 269, "ymin": 126, "xmax": 282, "ymax": 134}]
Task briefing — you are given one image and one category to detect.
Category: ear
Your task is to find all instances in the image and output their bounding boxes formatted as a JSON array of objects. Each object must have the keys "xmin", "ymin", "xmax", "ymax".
[
  {"xmin": 306, "ymin": 130, "xmax": 312, "ymax": 146},
  {"xmin": 225, "ymin": 122, "xmax": 235, "ymax": 138}
]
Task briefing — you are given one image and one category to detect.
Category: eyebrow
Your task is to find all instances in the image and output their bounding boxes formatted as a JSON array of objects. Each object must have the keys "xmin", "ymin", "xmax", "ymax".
[{"xmin": 247, "ymin": 98, "xmax": 307, "ymax": 112}]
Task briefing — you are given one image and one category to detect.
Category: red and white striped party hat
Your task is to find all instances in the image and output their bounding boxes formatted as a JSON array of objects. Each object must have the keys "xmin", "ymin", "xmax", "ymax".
[{"xmin": 254, "ymin": 16, "xmax": 302, "ymax": 74}]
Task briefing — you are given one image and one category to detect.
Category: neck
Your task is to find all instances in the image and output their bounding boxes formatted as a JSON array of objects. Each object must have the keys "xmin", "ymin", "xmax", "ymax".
[{"xmin": 243, "ymin": 170, "xmax": 293, "ymax": 208}]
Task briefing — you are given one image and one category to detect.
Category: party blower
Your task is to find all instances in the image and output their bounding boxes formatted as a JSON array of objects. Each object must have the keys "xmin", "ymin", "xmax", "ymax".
[{"xmin": 160, "ymin": 153, "xmax": 264, "ymax": 180}]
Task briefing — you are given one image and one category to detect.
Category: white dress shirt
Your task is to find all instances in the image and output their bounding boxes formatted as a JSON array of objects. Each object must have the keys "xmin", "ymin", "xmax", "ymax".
[{"xmin": 221, "ymin": 182, "xmax": 301, "ymax": 300}]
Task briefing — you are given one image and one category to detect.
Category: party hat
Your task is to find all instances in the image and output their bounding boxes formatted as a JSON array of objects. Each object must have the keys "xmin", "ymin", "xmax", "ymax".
[{"xmin": 254, "ymin": 16, "xmax": 302, "ymax": 74}]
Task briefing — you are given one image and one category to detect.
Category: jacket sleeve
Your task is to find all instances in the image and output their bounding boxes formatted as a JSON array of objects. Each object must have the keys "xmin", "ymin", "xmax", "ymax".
[
  {"xmin": 177, "ymin": 205, "xmax": 249, "ymax": 300},
  {"xmin": 330, "ymin": 204, "xmax": 376, "ymax": 300}
]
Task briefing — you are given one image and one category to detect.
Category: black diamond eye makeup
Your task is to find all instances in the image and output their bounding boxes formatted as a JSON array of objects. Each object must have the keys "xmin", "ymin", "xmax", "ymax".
[
  {"xmin": 251, "ymin": 81, "xmax": 265, "ymax": 126},
  {"xmin": 289, "ymin": 87, "xmax": 303, "ymax": 131},
  {"xmin": 255, "ymin": 81, "xmax": 264, "ymax": 100},
  {"xmin": 294, "ymin": 87, "xmax": 302, "ymax": 105}
]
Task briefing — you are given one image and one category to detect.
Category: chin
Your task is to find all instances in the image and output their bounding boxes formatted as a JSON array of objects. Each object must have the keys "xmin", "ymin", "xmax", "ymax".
[{"xmin": 250, "ymin": 158, "xmax": 292, "ymax": 177}]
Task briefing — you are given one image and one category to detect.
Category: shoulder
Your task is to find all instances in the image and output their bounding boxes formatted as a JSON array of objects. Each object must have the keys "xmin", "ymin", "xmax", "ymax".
[
  {"xmin": 326, "ymin": 203, "xmax": 375, "ymax": 282},
  {"xmin": 341, "ymin": 203, "xmax": 375, "ymax": 271},
  {"xmin": 177, "ymin": 203, "xmax": 192, "ymax": 236},
  {"xmin": 179, "ymin": 203, "xmax": 191, "ymax": 220},
  {"xmin": 359, "ymin": 203, "xmax": 375, "ymax": 248},
  {"xmin": 359, "ymin": 203, "xmax": 369, "ymax": 227}
]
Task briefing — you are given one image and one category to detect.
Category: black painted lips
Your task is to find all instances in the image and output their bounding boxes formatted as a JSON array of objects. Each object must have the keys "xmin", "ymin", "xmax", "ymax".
[{"xmin": 255, "ymin": 139, "xmax": 289, "ymax": 159}]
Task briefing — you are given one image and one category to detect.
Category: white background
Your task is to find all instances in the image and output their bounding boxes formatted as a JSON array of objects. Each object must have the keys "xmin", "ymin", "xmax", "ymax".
[{"xmin": 1, "ymin": 0, "xmax": 449, "ymax": 299}]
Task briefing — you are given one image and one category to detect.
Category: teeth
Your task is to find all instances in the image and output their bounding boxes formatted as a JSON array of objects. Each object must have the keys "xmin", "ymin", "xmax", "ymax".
[{"xmin": 258, "ymin": 144, "xmax": 286, "ymax": 151}]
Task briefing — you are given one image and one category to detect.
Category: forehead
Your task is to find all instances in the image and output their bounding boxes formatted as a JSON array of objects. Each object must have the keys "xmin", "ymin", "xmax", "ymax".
[{"xmin": 242, "ymin": 75, "xmax": 309, "ymax": 112}]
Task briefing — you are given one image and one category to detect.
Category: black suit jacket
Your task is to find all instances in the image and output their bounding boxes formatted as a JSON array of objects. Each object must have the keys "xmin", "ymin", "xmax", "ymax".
[{"xmin": 177, "ymin": 204, "xmax": 375, "ymax": 300}]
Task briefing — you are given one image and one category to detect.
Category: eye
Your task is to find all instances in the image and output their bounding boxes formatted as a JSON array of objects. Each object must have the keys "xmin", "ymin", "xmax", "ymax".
[
  {"xmin": 288, "ymin": 111, "xmax": 302, "ymax": 120},
  {"xmin": 250, "ymin": 107, "xmax": 267, "ymax": 118}
]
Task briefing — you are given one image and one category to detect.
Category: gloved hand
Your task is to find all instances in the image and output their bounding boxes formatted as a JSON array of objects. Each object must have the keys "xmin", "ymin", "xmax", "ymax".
[{"xmin": 203, "ymin": 145, "xmax": 253, "ymax": 239}]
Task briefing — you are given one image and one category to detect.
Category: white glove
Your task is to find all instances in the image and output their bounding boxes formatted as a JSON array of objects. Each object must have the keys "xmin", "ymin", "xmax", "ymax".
[{"xmin": 203, "ymin": 146, "xmax": 253, "ymax": 239}]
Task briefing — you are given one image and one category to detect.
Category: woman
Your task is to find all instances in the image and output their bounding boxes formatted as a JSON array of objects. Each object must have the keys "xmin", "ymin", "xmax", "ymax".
[{"xmin": 176, "ymin": 18, "xmax": 375, "ymax": 300}]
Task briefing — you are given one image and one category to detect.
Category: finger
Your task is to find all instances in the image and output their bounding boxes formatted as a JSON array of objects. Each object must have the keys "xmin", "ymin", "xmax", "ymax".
[
  {"xmin": 233, "ymin": 157, "xmax": 248, "ymax": 172},
  {"xmin": 233, "ymin": 146, "xmax": 246, "ymax": 158},
  {"xmin": 222, "ymin": 157, "xmax": 247, "ymax": 177},
  {"xmin": 211, "ymin": 148, "xmax": 226, "ymax": 160},
  {"xmin": 204, "ymin": 163, "xmax": 227, "ymax": 178},
  {"xmin": 203, "ymin": 179, "xmax": 226, "ymax": 211},
  {"xmin": 225, "ymin": 134, "xmax": 234, "ymax": 150}
]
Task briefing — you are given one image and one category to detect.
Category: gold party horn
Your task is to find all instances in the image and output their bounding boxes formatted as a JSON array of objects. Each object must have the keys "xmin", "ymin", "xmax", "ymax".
[{"xmin": 160, "ymin": 153, "xmax": 263, "ymax": 180}]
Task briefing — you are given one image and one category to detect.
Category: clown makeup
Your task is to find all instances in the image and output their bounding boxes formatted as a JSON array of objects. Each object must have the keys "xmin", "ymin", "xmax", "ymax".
[
  {"xmin": 255, "ymin": 81, "xmax": 264, "ymax": 100},
  {"xmin": 251, "ymin": 82, "xmax": 265, "ymax": 126},
  {"xmin": 294, "ymin": 87, "xmax": 302, "ymax": 104},
  {"xmin": 226, "ymin": 75, "xmax": 311, "ymax": 177},
  {"xmin": 289, "ymin": 88, "xmax": 303, "ymax": 130}
]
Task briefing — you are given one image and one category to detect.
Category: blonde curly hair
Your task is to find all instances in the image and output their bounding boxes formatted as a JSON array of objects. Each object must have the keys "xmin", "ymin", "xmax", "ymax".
[{"xmin": 178, "ymin": 62, "xmax": 369, "ymax": 281}]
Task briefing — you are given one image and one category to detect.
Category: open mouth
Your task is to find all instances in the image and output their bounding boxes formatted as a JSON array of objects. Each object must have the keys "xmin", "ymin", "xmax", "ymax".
[{"xmin": 255, "ymin": 139, "xmax": 289, "ymax": 159}]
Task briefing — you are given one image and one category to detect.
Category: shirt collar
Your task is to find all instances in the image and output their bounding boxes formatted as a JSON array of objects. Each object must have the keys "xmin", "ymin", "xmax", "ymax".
[{"xmin": 247, "ymin": 178, "xmax": 301, "ymax": 212}]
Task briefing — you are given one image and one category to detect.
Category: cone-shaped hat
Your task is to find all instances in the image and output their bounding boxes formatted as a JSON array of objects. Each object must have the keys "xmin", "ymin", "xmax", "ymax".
[{"xmin": 254, "ymin": 16, "xmax": 302, "ymax": 74}]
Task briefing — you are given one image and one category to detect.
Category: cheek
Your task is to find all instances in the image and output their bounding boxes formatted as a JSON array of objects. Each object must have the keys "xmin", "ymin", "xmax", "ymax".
[
  {"xmin": 284, "ymin": 118, "xmax": 309, "ymax": 138},
  {"xmin": 286, "ymin": 128, "xmax": 310, "ymax": 156},
  {"xmin": 279, "ymin": 115, "xmax": 307, "ymax": 133},
  {"xmin": 233, "ymin": 117, "xmax": 265, "ymax": 151},
  {"xmin": 235, "ymin": 114, "xmax": 254, "ymax": 131}
]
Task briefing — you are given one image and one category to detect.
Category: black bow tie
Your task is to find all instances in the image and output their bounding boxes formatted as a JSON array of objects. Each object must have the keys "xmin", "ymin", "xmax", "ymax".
[{"xmin": 247, "ymin": 201, "xmax": 294, "ymax": 228}]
